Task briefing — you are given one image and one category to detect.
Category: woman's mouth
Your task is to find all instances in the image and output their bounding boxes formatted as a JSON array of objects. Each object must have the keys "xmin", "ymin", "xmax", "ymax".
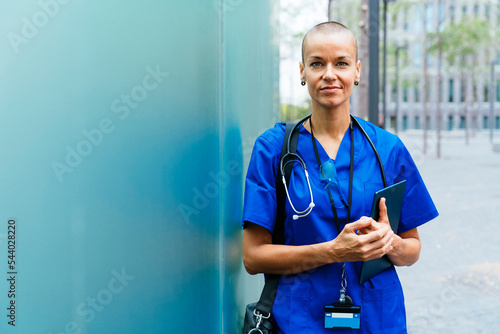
[{"xmin": 320, "ymin": 86, "xmax": 340, "ymax": 93}]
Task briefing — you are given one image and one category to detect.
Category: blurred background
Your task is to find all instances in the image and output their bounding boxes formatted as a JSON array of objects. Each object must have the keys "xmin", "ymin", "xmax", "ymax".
[{"xmin": 0, "ymin": 0, "xmax": 499, "ymax": 333}]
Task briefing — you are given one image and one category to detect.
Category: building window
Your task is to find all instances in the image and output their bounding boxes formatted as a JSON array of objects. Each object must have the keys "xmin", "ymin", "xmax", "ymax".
[
  {"xmin": 462, "ymin": 5, "xmax": 467, "ymax": 14},
  {"xmin": 415, "ymin": 116, "xmax": 421, "ymax": 129},
  {"xmin": 449, "ymin": 5, "xmax": 455, "ymax": 24},
  {"xmin": 496, "ymin": 116, "xmax": 500, "ymax": 129},
  {"xmin": 390, "ymin": 116, "xmax": 396, "ymax": 129},
  {"xmin": 403, "ymin": 87, "xmax": 408, "ymax": 103},
  {"xmin": 404, "ymin": 9, "xmax": 409, "ymax": 31},
  {"xmin": 460, "ymin": 116, "xmax": 466, "ymax": 129},
  {"xmin": 414, "ymin": 5, "xmax": 423, "ymax": 32},
  {"xmin": 427, "ymin": 53, "xmax": 434, "ymax": 67},
  {"xmin": 473, "ymin": 3, "xmax": 479, "ymax": 16},
  {"xmin": 448, "ymin": 115, "xmax": 453, "ymax": 130},
  {"xmin": 485, "ymin": 5, "xmax": 490, "ymax": 19},
  {"xmin": 483, "ymin": 116, "xmax": 489, "ymax": 129},
  {"xmin": 496, "ymin": 80, "xmax": 500, "ymax": 102},
  {"xmin": 425, "ymin": 4, "xmax": 433, "ymax": 32},
  {"xmin": 391, "ymin": 84, "xmax": 397, "ymax": 103},
  {"xmin": 414, "ymin": 84, "xmax": 420, "ymax": 103},
  {"xmin": 449, "ymin": 79, "xmax": 454, "ymax": 102},
  {"xmin": 484, "ymin": 84, "xmax": 489, "ymax": 103},
  {"xmin": 438, "ymin": 4, "xmax": 445, "ymax": 30},
  {"xmin": 413, "ymin": 42, "xmax": 422, "ymax": 68},
  {"xmin": 403, "ymin": 115, "xmax": 408, "ymax": 130}
]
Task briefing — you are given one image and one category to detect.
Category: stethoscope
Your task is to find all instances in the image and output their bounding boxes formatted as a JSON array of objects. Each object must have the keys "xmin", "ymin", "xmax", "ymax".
[{"xmin": 279, "ymin": 114, "xmax": 387, "ymax": 221}]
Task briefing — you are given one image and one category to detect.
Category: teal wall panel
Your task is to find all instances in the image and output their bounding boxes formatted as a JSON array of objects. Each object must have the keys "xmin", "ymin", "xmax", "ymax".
[
  {"xmin": 220, "ymin": 0, "xmax": 280, "ymax": 331},
  {"xmin": 0, "ymin": 0, "xmax": 278, "ymax": 333}
]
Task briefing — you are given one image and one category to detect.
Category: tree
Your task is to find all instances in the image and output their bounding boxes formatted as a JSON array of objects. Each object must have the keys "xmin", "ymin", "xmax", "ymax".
[
  {"xmin": 434, "ymin": 0, "xmax": 445, "ymax": 158},
  {"xmin": 429, "ymin": 18, "xmax": 491, "ymax": 145},
  {"xmin": 422, "ymin": 3, "xmax": 429, "ymax": 154}
]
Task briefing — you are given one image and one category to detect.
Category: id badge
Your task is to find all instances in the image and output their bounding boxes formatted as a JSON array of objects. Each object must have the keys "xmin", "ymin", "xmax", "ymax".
[{"xmin": 324, "ymin": 303, "xmax": 361, "ymax": 330}]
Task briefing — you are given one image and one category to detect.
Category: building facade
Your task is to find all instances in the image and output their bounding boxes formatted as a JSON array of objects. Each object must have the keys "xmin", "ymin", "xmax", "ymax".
[{"xmin": 384, "ymin": 0, "xmax": 500, "ymax": 131}]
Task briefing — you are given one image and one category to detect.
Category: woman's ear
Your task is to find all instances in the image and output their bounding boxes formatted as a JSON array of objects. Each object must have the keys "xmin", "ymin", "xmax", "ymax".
[
  {"xmin": 299, "ymin": 61, "xmax": 305, "ymax": 82},
  {"xmin": 355, "ymin": 60, "xmax": 361, "ymax": 83}
]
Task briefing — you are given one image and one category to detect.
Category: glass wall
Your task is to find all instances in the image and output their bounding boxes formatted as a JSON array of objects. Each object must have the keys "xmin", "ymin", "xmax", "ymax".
[{"xmin": 0, "ymin": 1, "xmax": 278, "ymax": 333}]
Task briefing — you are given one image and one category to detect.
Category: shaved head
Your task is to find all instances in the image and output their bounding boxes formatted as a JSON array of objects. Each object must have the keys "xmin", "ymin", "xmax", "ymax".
[{"xmin": 301, "ymin": 21, "xmax": 358, "ymax": 63}]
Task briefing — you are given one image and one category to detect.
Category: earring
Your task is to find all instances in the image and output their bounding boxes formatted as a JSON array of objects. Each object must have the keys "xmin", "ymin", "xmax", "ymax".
[
  {"xmin": 354, "ymin": 81, "xmax": 359, "ymax": 86},
  {"xmin": 301, "ymin": 80, "xmax": 306, "ymax": 86}
]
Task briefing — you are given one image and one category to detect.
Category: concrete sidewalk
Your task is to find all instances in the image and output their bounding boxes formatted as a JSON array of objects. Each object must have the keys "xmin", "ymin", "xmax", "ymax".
[{"xmin": 396, "ymin": 130, "xmax": 500, "ymax": 333}]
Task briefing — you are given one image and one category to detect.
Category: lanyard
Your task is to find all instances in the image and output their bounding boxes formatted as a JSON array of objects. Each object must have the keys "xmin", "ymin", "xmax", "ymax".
[
  {"xmin": 310, "ymin": 119, "xmax": 355, "ymax": 234},
  {"xmin": 310, "ymin": 118, "xmax": 355, "ymax": 303}
]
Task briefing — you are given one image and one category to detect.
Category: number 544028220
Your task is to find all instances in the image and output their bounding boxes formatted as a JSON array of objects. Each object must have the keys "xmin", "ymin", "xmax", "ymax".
[{"xmin": 8, "ymin": 220, "xmax": 16, "ymax": 270}]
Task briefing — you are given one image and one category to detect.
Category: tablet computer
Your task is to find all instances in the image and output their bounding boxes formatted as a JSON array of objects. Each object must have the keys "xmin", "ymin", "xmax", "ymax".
[{"xmin": 359, "ymin": 180, "xmax": 407, "ymax": 284}]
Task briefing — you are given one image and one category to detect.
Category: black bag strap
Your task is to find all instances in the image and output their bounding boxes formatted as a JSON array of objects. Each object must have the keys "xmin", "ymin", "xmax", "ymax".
[{"xmin": 255, "ymin": 121, "xmax": 299, "ymax": 316}]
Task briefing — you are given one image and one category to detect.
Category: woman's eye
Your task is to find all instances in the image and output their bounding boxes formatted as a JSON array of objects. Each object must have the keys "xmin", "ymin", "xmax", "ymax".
[
  {"xmin": 337, "ymin": 61, "xmax": 349, "ymax": 66},
  {"xmin": 310, "ymin": 62, "xmax": 322, "ymax": 67}
]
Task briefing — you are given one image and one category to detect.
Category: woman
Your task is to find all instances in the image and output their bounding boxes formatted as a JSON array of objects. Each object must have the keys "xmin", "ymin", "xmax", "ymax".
[{"xmin": 242, "ymin": 22, "xmax": 438, "ymax": 333}]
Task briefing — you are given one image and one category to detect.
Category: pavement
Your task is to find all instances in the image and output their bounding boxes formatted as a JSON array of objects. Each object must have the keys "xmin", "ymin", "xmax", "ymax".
[{"xmin": 395, "ymin": 130, "xmax": 500, "ymax": 333}]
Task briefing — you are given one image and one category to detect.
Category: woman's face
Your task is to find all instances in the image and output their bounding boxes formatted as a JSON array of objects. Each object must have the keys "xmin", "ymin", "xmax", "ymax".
[{"xmin": 300, "ymin": 31, "xmax": 360, "ymax": 111}]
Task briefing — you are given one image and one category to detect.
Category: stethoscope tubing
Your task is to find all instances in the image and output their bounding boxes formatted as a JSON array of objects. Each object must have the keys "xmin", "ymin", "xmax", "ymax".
[{"xmin": 279, "ymin": 114, "xmax": 387, "ymax": 220}]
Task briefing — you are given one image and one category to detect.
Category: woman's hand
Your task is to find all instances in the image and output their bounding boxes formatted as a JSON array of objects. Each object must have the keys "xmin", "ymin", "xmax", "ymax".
[
  {"xmin": 328, "ymin": 215, "xmax": 394, "ymax": 263},
  {"xmin": 242, "ymin": 198, "xmax": 420, "ymax": 276},
  {"xmin": 242, "ymin": 218, "xmax": 394, "ymax": 276},
  {"xmin": 356, "ymin": 197, "xmax": 422, "ymax": 266}
]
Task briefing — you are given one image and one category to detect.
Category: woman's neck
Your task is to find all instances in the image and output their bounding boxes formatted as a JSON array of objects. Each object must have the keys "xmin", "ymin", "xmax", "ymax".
[
  {"xmin": 303, "ymin": 105, "xmax": 351, "ymax": 160},
  {"xmin": 306, "ymin": 107, "xmax": 351, "ymax": 141}
]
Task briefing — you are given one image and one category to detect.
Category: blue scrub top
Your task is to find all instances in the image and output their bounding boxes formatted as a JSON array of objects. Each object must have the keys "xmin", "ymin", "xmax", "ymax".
[{"xmin": 242, "ymin": 117, "xmax": 438, "ymax": 334}]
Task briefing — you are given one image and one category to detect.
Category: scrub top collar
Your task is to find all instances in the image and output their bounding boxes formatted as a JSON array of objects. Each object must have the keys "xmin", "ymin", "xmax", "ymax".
[{"xmin": 298, "ymin": 120, "xmax": 362, "ymax": 175}]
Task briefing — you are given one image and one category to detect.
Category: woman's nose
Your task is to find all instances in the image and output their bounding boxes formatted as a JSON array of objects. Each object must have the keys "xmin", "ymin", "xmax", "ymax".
[{"xmin": 323, "ymin": 64, "xmax": 336, "ymax": 81}]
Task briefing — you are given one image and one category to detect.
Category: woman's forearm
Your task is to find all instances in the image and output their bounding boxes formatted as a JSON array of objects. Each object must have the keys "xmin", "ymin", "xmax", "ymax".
[
  {"xmin": 387, "ymin": 229, "xmax": 421, "ymax": 266},
  {"xmin": 243, "ymin": 231, "xmax": 333, "ymax": 275},
  {"xmin": 243, "ymin": 218, "xmax": 395, "ymax": 275}
]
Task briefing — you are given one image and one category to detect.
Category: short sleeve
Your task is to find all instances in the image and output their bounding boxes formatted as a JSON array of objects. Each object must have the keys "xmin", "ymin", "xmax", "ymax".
[
  {"xmin": 390, "ymin": 138, "xmax": 439, "ymax": 233},
  {"xmin": 241, "ymin": 126, "xmax": 284, "ymax": 233}
]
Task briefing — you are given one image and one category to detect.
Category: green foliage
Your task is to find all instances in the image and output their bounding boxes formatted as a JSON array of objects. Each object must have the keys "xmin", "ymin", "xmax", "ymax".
[
  {"xmin": 280, "ymin": 100, "xmax": 311, "ymax": 121},
  {"xmin": 428, "ymin": 18, "xmax": 491, "ymax": 65}
]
